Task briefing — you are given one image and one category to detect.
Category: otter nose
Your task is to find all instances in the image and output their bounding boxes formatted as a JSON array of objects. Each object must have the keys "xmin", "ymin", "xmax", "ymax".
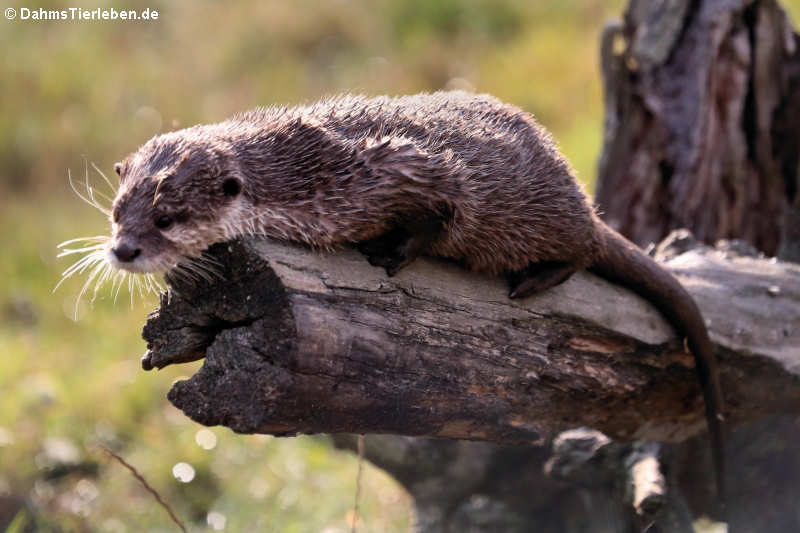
[{"xmin": 112, "ymin": 243, "xmax": 141, "ymax": 263}]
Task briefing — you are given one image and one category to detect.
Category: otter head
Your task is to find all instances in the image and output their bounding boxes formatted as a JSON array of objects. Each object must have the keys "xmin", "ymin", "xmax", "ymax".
[{"xmin": 109, "ymin": 131, "xmax": 247, "ymax": 274}]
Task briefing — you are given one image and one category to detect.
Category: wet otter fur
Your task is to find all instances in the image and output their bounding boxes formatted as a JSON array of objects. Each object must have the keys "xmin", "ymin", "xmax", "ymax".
[{"xmin": 109, "ymin": 90, "xmax": 725, "ymax": 502}]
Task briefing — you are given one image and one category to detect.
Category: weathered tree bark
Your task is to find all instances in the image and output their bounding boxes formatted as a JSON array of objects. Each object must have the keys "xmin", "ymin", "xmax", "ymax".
[
  {"xmin": 142, "ymin": 235, "xmax": 800, "ymax": 531},
  {"xmin": 596, "ymin": 0, "xmax": 800, "ymax": 262},
  {"xmin": 144, "ymin": 238, "xmax": 799, "ymax": 442}
]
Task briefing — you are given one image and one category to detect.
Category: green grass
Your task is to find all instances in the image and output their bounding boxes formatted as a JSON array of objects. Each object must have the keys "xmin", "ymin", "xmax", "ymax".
[{"xmin": 4, "ymin": 0, "xmax": 800, "ymax": 530}]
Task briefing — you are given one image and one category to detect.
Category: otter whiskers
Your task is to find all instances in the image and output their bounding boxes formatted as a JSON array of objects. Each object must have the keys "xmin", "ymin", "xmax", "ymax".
[
  {"xmin": 55, "ymin": 234, "xmax": 164, "ymax": 317},
  {"xmin": 67, "ymin": 164, "xmax": 115, "ymax": 217},
  {"xmin": 55, "ymin": 164, "xmax": 164, "ymax": 317},
  {"xmin": 168, "ymin": 253, "xmax": 223, "ymax": 286}
]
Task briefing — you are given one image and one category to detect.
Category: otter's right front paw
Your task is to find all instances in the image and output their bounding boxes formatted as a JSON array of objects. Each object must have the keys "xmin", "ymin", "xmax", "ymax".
[
  {"xmin": 357, "ymin": 227, "xmax": 414, "ymax": 276},
  {"xmin": 364, "ymin": 251, "xmax": 412, "ymax": 277}
]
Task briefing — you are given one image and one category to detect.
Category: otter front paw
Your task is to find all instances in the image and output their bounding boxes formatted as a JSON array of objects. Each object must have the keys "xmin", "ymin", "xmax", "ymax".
[
  {"xmin": 364, "ymin": 250, "xmax": 415, "ymax": 277},
  {"xmin": 357, "ymin": 227, "xmax": 419, "ymax": 277}
]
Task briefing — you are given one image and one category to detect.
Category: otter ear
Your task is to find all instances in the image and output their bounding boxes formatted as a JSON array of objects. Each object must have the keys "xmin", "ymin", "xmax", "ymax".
[{"xmin": 114, "ymin": 162, "xmax": 123, "ymax": 176}]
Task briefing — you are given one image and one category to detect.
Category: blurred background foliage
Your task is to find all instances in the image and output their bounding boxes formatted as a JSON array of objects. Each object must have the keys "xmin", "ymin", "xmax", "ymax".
[{"xmin": 3, "ymin": 0, "xmax": 800, "ymax": 531}]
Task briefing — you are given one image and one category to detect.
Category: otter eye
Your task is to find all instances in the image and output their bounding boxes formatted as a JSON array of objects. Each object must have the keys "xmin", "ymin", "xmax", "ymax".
[
  {"xmin": 222, "ymin": 178, "xmax": 241, "ymax": 197},
  {"xmin": 154, "ymin": 215, "xmax": 173, "ymax": 229}
]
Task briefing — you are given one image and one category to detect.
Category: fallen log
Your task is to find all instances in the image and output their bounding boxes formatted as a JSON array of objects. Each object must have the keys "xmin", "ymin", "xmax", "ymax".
[{"xmin": 141, "ymin": 233, "xmax": 800, "ymax": 445}]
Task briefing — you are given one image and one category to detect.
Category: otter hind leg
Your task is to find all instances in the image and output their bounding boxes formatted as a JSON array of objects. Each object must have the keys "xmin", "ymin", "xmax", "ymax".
[
  {"xmin": 507, "ymin": 261, "xmax": 577, "ymax": 299},
  {"xmin": 357, "ymin": 216, "xmax": 444, "ymax": 277}
]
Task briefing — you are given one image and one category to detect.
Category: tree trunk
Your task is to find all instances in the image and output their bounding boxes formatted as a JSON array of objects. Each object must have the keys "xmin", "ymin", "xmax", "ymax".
[{"xmin": 596, "ymin": 0, "xmax": 800, "ymax": 263}]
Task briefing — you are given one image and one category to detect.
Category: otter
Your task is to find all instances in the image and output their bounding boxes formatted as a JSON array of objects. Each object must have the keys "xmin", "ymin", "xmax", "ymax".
[{"xmin": 103, "ymin": 91, "xmax": 725, "ymax": 500}]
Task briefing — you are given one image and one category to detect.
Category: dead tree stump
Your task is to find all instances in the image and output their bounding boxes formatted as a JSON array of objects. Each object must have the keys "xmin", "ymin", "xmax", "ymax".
[{"xmin": 596, "ymin": 0, "xmax": 800, "ymax": 262}]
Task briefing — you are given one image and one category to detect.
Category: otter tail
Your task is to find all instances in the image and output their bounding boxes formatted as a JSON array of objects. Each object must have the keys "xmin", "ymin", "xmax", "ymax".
[{"xmin": 588, "ymin": 219, "xmax": 726, "ymax": 505}]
